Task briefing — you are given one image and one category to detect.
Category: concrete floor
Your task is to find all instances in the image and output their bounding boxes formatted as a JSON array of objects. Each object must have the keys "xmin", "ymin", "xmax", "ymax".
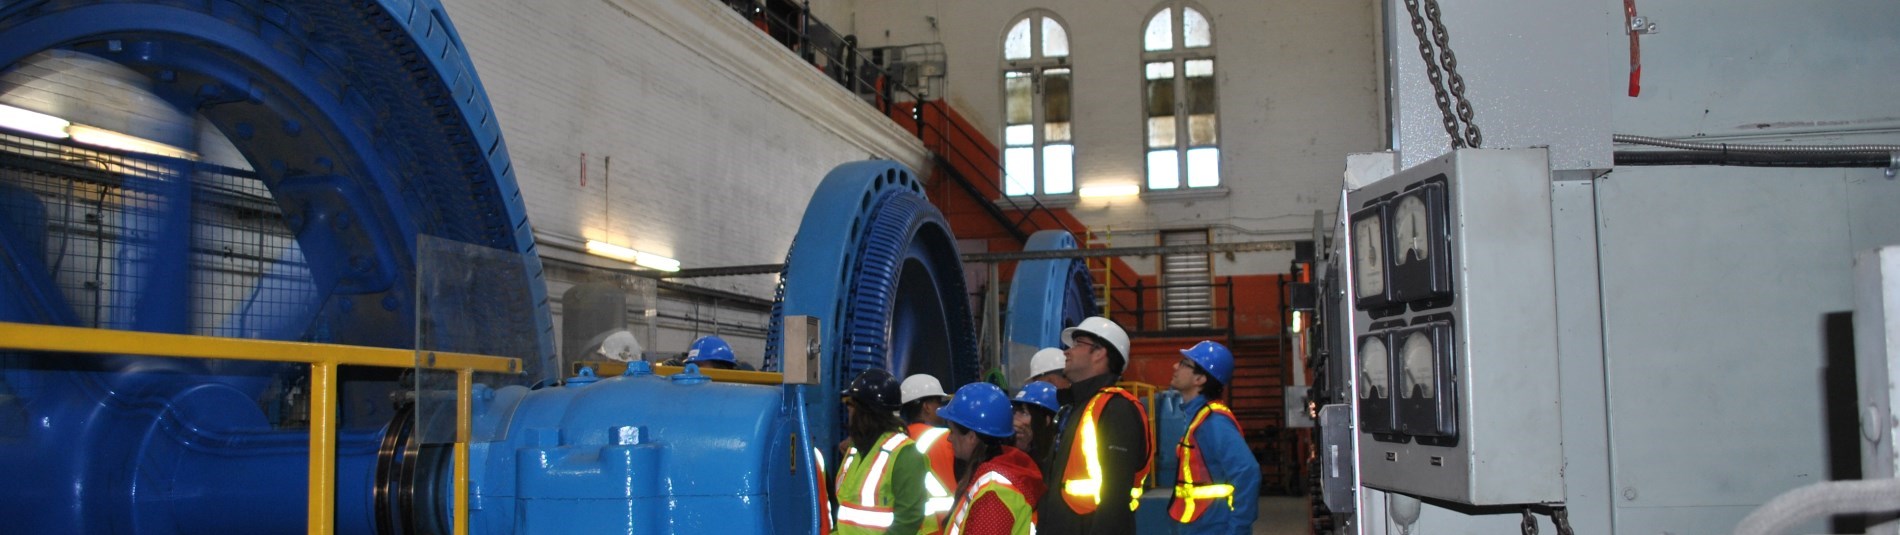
[{"xmin": 1254, "ymin": 497, "xmax": 1314, "ymax": 535}]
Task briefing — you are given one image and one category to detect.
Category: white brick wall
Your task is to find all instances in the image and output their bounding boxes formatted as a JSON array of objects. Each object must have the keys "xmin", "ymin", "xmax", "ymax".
[
  {"xmin": 439, "ymin": 0, "xmax": 929, "ymax": 355},
  {"xmin": 828, "ymin": 0, "xmax": 1383, "ymax": 276}
]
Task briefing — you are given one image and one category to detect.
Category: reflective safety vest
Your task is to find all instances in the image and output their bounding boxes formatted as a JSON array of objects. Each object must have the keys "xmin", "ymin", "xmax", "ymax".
[
  {"xmin": 817, "ymin": 446, "xmax": 835, "ymax": 534},
  {"xmin": 910, "ymin": 423, "xmax": 957, "ymax": 534},
  {"xmin": 945, "ymin": 471, "xmax": 1035, "ymax": 535},
  {"xmin": 1059, "ymin": 387, "xmax": 1155, "ymax": 515},
  {"xmin": 837, "ymin": 432, "xmax": 917, "ymax": 533},
  {"xmin": 1169, "ymin": 402, "xmax": 1242, "ymax": 524}
]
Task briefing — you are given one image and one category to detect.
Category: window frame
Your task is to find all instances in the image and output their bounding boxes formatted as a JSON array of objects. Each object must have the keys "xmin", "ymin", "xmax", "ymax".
[
  {"xmin": 1000, "ymin": 9, "xmax": 1075, "ymax": 198},
  {"xmin": 1140, "ymin": 1, "xmax": 1221, "ymax": 192}
]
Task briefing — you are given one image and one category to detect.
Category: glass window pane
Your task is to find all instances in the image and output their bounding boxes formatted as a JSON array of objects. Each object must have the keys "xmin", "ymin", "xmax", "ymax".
[
  {"xmin": 1046, "ymin": 122, "xmax": 1072, "ymax": 143},
  {"xmin": 1148, "ymin": 150, "xmax": 1180, "ymax": 189},
  {"xmin": 1144, "ymin": 9, "xmax": 1173, "ymax": 51},
  {"xmin": 1144, "ymin": 61, "xmax": 1175, "ymax": 80},
  {"xmin": 1005, "ymin": 147, "xmax": 1036, "ymax": 196},
  {"xmin": 1005, "ymin": 19, "xmax": 1032, "ymax": 60},
  {"xmin": 1188, "ymin": 114, "xmax": 1217, "ymax": 145},
  {"xmin": 1185, "ymin": 61, "xmax": 1217, "ymax": 116},
  {"xmin": 1006, "ymin": 124, "xmax": 1034, "ymax": 146},
  {"xmin": 1183, "ymin": 8, "xmax": 1212, "ymax": 48},
  {"xmin": 1005, "ymin": 72, "xmax": 1033, "ymax": 125},
  {"xmin": 1042, "ymin": 18, "xmax": 1070, "ymax": 58},
  {"xmin": 1187, "ymin": 147, "xmax": 1220, "ymax": 187},
  {"xmin": 1044, "ymin": 144, "xmax": 1075, "ymax": 194},
  {"xmin": 1147, "ymin": 116, "xmax": 1176, "ymax": 149},
  {"xmin": 1185, "ymin": 58, "xmax": 1214, "ymax": 77},
  {"xmin": 1043, "ymin": 68, "xmax": 1071, "ymax": 124}
]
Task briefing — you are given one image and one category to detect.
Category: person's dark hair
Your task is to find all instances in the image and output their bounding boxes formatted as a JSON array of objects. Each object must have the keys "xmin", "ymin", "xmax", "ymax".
[
  {"xmin": 1203, "ymin": 379, "xmax": 1225, "ymax": 401},
  {"xmin": 848, "ymin": 399, "xmax": 906, "ymax": 453},
  {"xmin": 1016, "ymin": 404, "xmax": 1058, "ymax": 462},
  {"xmin": 949, "ymin": 422, "xmax": 1013, "ymax": 490},
  {"xmin": 900, "ymin": 399, "xmax": 925, "ymax": 423}
]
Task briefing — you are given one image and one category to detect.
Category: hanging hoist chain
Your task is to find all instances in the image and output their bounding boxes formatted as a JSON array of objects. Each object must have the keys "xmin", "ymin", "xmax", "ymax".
[
  {"xmin": 1422, "ymin": 0, "xmax": 1482, "ymax": 148},
  {"xmin": 1401, "ymin": 0, "xmax": 1463, "ymax": 149},
  {"xmin": 1520, "ymin": 506, "xmax": 1577, "ymax": 535},
  {"xmin": 1520, "ymin": 508, "xmax": 1540, "ymax": 535}
]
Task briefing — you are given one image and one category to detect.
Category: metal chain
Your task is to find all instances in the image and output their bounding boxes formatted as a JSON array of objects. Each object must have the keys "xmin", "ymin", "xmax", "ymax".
[
  {"xmin": 1520, "ymin": 508, "xmax": 1539, "ymax": 535},
  {"xmin": 1400, "ymin": 0, "xmax": 1464, "ymax": 149},
  {"xmin": 1422, "ymin": 0, "xmax": 1482, "ymax": 148},
  {"xmin": 1552, "ymin": 507, "xmax": 1575, "ymax": 535}
]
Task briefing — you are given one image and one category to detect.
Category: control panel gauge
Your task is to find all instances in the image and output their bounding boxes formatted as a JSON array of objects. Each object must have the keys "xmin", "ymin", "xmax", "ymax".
[
  {"xmin": 1396, "ymin": 320, "xmax": 1457, "ymax": 441},
  {"xmin": 1389, "ymin": 180, "xmax": 1454, "ymax": 305},
  {"xmin": 1357, "ymin": 332, "xmax": 1395, "ymax": 435},
  {"xmin": 1351, "ymin": 204, "xmax": 1392, "ymax": 311}
]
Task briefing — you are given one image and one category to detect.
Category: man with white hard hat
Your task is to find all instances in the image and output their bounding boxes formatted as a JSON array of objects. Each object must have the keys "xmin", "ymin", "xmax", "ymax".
[
  {"xmin": 1039, "ymin": 316, "xmax": 1154, "ymax": 534},
  {"xmin": 900, "ymin": 373, "xmax": 957, "ymax": 533},
  {"xmin": 1024, "ymin": 347, "xmax": 1072, "ymax": 390}
]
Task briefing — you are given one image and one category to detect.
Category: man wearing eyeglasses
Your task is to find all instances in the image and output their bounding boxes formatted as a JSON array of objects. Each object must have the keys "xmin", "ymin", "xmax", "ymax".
[
  {"xmin": 1038, "ymin": 316, "xmax": 1153, "ymax": 535},
  {"xmin": 1166, "ymin": 341, "xmax": 1258, "ymax": 534}
]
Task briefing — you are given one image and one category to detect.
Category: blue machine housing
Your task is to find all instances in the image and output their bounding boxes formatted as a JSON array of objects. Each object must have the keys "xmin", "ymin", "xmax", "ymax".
[
  {"xmin": 1006, "ymin": 229, "xmax": 1098, "ymax": 358},
  {"xmin": 452, "ymin": 364, "xmax": 820, "ymax": 534}
]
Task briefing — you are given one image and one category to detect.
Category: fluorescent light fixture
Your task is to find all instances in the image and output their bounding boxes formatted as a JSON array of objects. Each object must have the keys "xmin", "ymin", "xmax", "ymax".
[
  {"xmin": 1078, "ymin": 183, "xmax": 1140, "ymax": 198},
  {"xmin": 68, "ymin": 124, "xmax": 197, "ymax": 160},
  {"xmin": 585, "ymin": 240, "xmax": 681, "ymax": 272},
  {"xmin": 1289, "ymin": 310, "xmax": 1304, "ymax": 333},
  {"xmin": 0, "ymin": 103, "xmax": 71, "ymax": 139}
]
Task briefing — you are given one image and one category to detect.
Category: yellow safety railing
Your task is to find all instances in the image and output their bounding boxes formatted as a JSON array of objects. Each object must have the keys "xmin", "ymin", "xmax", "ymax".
[
  {"xmin": 574, "ymin": 359, "xmax": 786, "ymax": 386},
  {"xmin": 0, "ymin": 321, "xmax": 520, "ymax": 535},
  {"xmin": 1086, "ymin": 226, "xmax": 1113, "ymax": 320}
]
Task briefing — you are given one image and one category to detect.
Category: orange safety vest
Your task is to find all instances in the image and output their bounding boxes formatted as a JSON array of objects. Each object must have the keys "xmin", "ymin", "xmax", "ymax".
[
  {"xmin": 909, "ymin": 423, "xmax": 956, "ymax": 533},
  {"xmin": 1059, "ymin": 387, "xmax": 1155, "ymax": 515},
  {"xmin": 816, "ymin": 446, "xmax": 835, "ymax": 534},
  {"xmin": 1169, "ymin": 402, "xmax": 1242, "ymax": 523}
]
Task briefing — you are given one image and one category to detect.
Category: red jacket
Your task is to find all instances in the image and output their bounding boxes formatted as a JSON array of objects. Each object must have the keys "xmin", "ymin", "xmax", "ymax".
[{"xmin": 960, "ymin": 446, "xmax": 1047, "ymax": 533}]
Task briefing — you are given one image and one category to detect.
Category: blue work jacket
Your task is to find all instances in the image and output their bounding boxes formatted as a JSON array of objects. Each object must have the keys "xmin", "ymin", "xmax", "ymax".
[{"xmin": 1176, "ymin": 395, "xmax": 1260, "ymax": 535}]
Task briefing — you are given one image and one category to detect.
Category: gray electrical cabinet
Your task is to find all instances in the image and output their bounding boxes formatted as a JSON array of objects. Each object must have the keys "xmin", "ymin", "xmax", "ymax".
[{"xmin": 1346, "ymin": 149, "xmax": 1564, "ymax": 505}]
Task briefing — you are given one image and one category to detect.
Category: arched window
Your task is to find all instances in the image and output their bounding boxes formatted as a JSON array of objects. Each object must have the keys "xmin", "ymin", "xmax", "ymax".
[
  {"xmin": 1142, "ymin": 2, "xmax": 1218, "ymax": 190},
  {"xmin": 1002, "ymin": 11, "xmax": 1073, "ymax": 197}
]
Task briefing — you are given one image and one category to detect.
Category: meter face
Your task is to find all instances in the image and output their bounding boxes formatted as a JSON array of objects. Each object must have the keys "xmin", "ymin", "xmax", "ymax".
[
  {"xmin": 1354, "ymin": 214, "xmax": 1385, "ymax": 299},
  {"xmin": 1393, "ymin": 195, "xmax": 1429, "ymax": 264},
  {"xmin": 1395, "ymin": 322, "xmax": 1457, "ymax": 440},
  {"xmin": 1399, "ymin": 330, "xmax": 1435, "ymax": 400},
  {"xmin": 1359, "ymin": 335, "xmax": 1388, "ymax": 400},
  {"xmin": 1389, "ymin": 180, "xmax": 1454, "ymax": 305}
]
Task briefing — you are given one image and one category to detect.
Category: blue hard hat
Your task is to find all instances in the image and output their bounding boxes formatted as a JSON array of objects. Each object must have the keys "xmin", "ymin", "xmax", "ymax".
[
  {"xmin": 1011, "ymin": 381, "xmax": 1060, "ymax": 414},
  {"xmin": 1179, "ymin": 340, "xmax": 1235, "ymax": 387},
  {"xmin": 686, "ymin": 335, "xmax": 736, "ymax": 365},
  {"xmin": 937, "ymin": 383, "xmax": 1015, "ymax": 439}
]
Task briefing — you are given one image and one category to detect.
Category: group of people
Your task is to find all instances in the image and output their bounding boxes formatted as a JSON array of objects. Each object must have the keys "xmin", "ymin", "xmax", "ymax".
[{"xmin": 823, "ymin": 316, "xmax": 1260, "ymax": 535}]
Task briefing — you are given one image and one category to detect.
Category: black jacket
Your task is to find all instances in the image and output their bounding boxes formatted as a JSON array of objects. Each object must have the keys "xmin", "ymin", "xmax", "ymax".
[{"xmin": 1037, "ymin": 373, "xmax": 1150, "ymax": 535}]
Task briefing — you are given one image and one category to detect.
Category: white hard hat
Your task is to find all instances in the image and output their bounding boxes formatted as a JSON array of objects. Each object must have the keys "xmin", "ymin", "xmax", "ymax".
[
  {"xmin": 596, "ymin": 330, "xmax": 643, "ymax": 362},
  {"xmin": 1061, "ymin": 316, "xmax": 1130, "ymax": 364},
  {"xmin": 1028, "ymin": 347, "xmax": 1065, "ymax": 379},
  {"xmin": 899, "ymin": 374, "xmax": 948, "ymax": 405}
]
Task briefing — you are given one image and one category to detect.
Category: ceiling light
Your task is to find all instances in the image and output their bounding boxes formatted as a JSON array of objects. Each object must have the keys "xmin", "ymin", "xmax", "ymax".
[
  {"xmin": 67, "ymin": 124, "xmax": 196, "ymax": 160},
  {"xmin": 0, "ymin": 103, "xmax": 71, "ymax": 139},
  {"xmin": 1078, "ymin": 183, "xmax": 1140, "ymax": 198},
  {"xmin": 585, "ymin": 240, "xmax": 681, "ymax": 272}
]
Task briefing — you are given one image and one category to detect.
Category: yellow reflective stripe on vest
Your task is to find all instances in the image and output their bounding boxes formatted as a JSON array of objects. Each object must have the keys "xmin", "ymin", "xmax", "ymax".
[
  {"xmin": 1062, "ymin": 411, "xmax": 1105, "ymax": 502},
  {"xmin": 916, "ymin": 426, "xmax": 949, "ymax": 452},
  {"xmin": 861, "ymin": 433, "xmax": 912, "ymax": 505},
  {"xmin": 947, "ymin": 472, "xmax": 1030, "ymax": 535}
]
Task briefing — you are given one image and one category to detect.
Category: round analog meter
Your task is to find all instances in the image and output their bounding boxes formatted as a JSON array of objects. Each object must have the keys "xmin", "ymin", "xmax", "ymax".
[
  {"xmin": 1359, "ymin": 336, "xmax": 1388, "ymax": 399},
  {"xmin": 1393, "ymin": 195, "xmax": 1429, "ymax": 264},
  {"xmin": 1399, "ymin": 331, "xmax": 1435, "ymax": 399},
  {"xmin": 1353, "ymin": 215, "xmax": 1385, "ymax": 298}
]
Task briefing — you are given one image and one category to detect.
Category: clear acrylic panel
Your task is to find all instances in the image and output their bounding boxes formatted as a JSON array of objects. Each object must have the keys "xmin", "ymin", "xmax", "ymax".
[
  {"xmin": 1145, "ymin": 8, "xmax": 1174, "ymax": 51},
  {"xmin": 1183, "ymin": 8, "xmax": 1212, "ymax": 48},
  {"xmin": 1147, "ymin": 149, "xmax": 1180, "ymax": 189},
  {"xmin": 414, "ymin": 234, "xmax": 546, "ymax": 445},
  {"xmin": 1043, "ymin": 144, "xmax": 1075, "ymax": 194},
  {"xmin": 1042, "ymin": 17, "xmax": 1070, "ymax": 58},
  {"xmin": 1148, "ymin": 116, "xmax": 1176, "ymax": 149},
  {"xmin": 1005, "ymin": 147, "xmax": 1036, "ymax": 196},
  {"xmin": 1187, "ymin": 147, "xmax": 1221, "ymax": 187},
  {"xmin": 1005, "ymin": 19, "xmax": 1033, "ymax": 60},
  {"xmin": 1189, "ymin": 114, "xmax": 1218, "ymax": 145},
  {"xmin": 1006, "ymin": 124, "xmax": 1034, "ymax": 146},
  {"xmin": 1042, "ymin": 68, "xmax": 1071, "ymax": 124},
  {"xmin": 1005, "ymin": 72, "xmax": 1033, "ymax": 125}
]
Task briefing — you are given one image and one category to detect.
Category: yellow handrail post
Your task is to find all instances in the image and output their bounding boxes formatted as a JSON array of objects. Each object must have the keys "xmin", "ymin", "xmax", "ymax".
[
  {"xmin": 454, "ymin": 366, "xmax": 473, "ymax": 535},
  {"xmin": 308, "ymin": 359, "xmax": 338, "ymax": 535}
]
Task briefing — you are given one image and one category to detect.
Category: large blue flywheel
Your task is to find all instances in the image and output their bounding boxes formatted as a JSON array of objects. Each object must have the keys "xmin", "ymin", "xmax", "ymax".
[
  {"xmin": 0, "ymin": 0, "xmax": 549, "ymax": 533},
  {"xmin": 767, "ymin": 161, "xmax": 979, "ymax": 456},
  {"xmin": 1004, "ymin": 229, "xmax": 1096, "ymax": 381}
]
